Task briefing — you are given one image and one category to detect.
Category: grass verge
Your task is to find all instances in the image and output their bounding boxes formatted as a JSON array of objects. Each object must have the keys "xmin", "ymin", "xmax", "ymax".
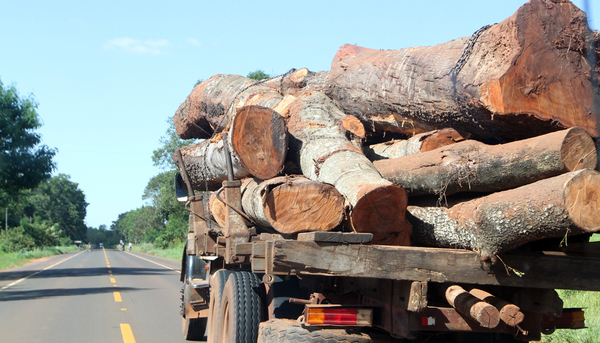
[
  {"xmin": 0, "ymin": 245, "xmax": 80, "ymax": 271},
  {"xmin": 132, "ymin": 242, "xmax": 185, "ymax": 261},
  {"xmin": 540, "ymin": 289, "xmax": 600, "ymax": 343}
]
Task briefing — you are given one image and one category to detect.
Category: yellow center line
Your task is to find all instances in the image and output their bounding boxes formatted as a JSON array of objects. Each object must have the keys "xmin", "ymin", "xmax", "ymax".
[
  {"xmin": 120, "ymin": 323, "xmax": 136, "ymax": 343},
  {"xmin": 110, "ymin": 277, "xmax": 116, "ymax": 283},
  {"xmin": 114, "ymin": 291, "xmax": 122, "ymax": 302}
]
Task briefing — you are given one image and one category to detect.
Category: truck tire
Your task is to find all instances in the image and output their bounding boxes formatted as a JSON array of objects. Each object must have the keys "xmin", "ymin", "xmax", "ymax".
[
  {"xmin": 257, "ymin": 319, "xmax": 379, "ymax": 343},
  {"xmin": 206, "ymin": 270, "xmax": 232, "ymax": 343},
  {"xmin": 181, "ymin": 283, "xmax": 208, "ymax": 340},
  {"xmin": 218, "ymin": 271, "xmax": 262, "ymax": 343}
]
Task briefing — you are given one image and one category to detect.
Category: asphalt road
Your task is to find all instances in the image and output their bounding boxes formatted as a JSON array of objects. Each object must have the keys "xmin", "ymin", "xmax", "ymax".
[{"xmin": 0, "ymin": 248, "xmax": 195, "ymax": 343}]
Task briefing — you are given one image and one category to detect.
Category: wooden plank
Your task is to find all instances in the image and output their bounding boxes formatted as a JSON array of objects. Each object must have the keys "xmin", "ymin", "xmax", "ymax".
[
  {"xmin": 271, "ymin": 241, "xmax": 600, "ymax": 291},
  {"xmin": 296, "ymin": 232, "xmax": 373, "ymax": 243}
]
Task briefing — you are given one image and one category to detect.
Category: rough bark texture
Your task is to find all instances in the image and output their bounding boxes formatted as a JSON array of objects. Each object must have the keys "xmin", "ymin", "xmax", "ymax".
[
  {"xmin": 326, "ymin": 0, "xmax": 599, "ymax": 142},
  {"xmin": 266, "ymin": 68, "xmax": 329, "ymax": 96},
  {"xmin": 445, "ymin": 285, "xmax": 500, "ymax": 328},
  {"xmin": 239, "ymin": 176, "xmax": 345, "ymax": 234},
  {"xmin": 175, "ymin": 106, "xmax": 288, "ymax": 191},
  {"xmin": 364, "ymin": 128, "xmax": 464, "ymax": 161},
  {"xmin": 286, "ymin": 91, "xmax": 412, "ymax": 245},
  {"xmin": 407, "ymin": 169, "xmax": 600, "ymax": 260},
  {"xmin": 469, "ymin": 288, "xmax": 524, "ymax": 327},
  {"xmin": 174, "ymin": 74, "xmax": 283, "ymax": 139},
  {"xmin": 374, "ymin": 127, "xmax": 596, "ymax": 196}
]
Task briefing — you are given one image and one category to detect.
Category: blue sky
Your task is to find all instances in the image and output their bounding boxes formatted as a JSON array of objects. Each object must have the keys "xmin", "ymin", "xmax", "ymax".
[{"xmin": 1, "ymin": 0, "xmax": 598, "ymax": 229}]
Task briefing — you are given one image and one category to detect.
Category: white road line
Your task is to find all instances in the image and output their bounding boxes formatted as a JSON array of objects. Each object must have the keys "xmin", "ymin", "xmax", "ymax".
[
  {"xmin": 125, "ymin": 252, "xmax": 180, "ymax": 273},
  {"xmin": 0, "ymin": 251, "xmax": 85, "ymax": 292}
]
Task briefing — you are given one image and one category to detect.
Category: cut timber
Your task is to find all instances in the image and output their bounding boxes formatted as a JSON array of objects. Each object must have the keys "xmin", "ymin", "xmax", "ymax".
[
  {"xmin": 266, "ymin": 68, "xmax": 329, "ymax": 96},
  {"xmin": 364, "ymin": 128, "xmax": 464, "ymax": 161},
  {"xmin": 240, "ymin": 176, "xmax": 345, "ymax": 234},
  {"xmin": 469, "ymin": 288, "xmax": 524, "ymax": 327},
  {"xmin": 208, "ymin": 191, "xmax": 228, "ymax": 228},
  {"xmin": 230, "ymin": 106, "xmax": 288, "ymax": 180},
  {"xmin": 374, "ymin": 127, "xmax": 596, "ymax": 196},
  {"xmin": 174, "ymin": 74, "xmax": 283, "ymax": 139},
  {"xmin": 445, "ymin": 285, "xmax": 500, "ymax": 328},
  {"xmin": 408, "ymin": 169, "xmax": 600, "ymax": 260},
  {"xmin": 327, "ymin": 0, "xmax": 599, "ymax": 141},
  {"xmin": 287, "ymin": 91, "xmax": 411, "ymax": 245},
  {"xmin": 174, "ymin": 106, "xmax": 287, "ymax": 191}
]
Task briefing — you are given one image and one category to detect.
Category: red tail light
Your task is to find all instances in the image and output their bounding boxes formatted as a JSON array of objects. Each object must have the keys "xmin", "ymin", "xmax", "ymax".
[{"xmin": 305, "ymin": 305, "xmax": 373, "ymax": 326}]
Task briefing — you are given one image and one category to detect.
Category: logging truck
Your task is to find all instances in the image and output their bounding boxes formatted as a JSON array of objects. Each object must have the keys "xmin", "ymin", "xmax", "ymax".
[
  {"xmin": 170, "ymin": 2, "xmax": 600, "ymax": 342},
  {"xmin": 176, "ymin": 166, "xmax": 598, "ymax": 343}
]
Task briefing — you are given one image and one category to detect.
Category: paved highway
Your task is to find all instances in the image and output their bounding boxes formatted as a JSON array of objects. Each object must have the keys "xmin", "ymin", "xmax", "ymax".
[{"xmin": 0, "ymin": 248, "xmax": 197, "ymax": 343}]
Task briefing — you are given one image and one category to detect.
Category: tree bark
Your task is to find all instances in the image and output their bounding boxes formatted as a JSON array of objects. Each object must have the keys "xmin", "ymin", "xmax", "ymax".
[
  {"xmin": 174, "ymin": 74, "xmax": 283, "ymax": 139},
  {"xmin": 445, "ymin": 285, "xmax": 500, "ymax": 328},
  {"xmin": 374, "ymin": 127, "xmax": 596, "ymax": 196},
  {"xmin": 237, "ymin": 176, "xmax": 345, "ymax": 235},
  {"xmin": 287, "ymin": 91, "xmax": 412, "ymax": 245},
  {"xmin": 364, "ymin": 128, "xmax": 464, "ymax": 161},
  {"xmin": 174, "ymin": 106, "xmax": 287, "ymax": 191},
  {"xmin": 326, "ymin": 0, "xmax": 599, "ymax": 142},
  {"xmin": 266, "ymin": 68, "xmax": 329, "ymax": 96},
  {"xmin": 407, "ymin": 169, "xmax": 600, "ymax": 260}
]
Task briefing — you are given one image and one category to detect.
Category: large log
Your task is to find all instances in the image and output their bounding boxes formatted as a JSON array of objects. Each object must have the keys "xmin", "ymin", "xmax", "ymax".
[
  {"xmin": 267, "ymin": 68, "xmax": 329, "ymax": 96},
  {"xmin": 327, "ymin": 0, "xmax": 599, "ymax": 142},
  {"xmin": 374, "ymin": 127, "xmax": 596, "ymax": 196},
  {"xmin": 363, "ymin": 128, "xmax": 464, "ymax": 161},
  {"xmin": 237, "ymin": 176, "xmax": 345, "ymax": 234},
  {"xmin": 287, "ymin": 91, "xmax": 412, "ymax": 245},
  {"xmin": 174, "ymin": 74, "xmax": 283, "ymax": 139},
  {"xmin": 407, "ymin": 169, "xmax": 600, "ymax": 260},
  {"xmin": 174, "ymin": 106, "xmax": 287, "ymax": 191}
]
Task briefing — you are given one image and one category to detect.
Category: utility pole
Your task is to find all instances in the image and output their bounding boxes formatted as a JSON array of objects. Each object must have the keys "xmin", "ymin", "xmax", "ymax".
[{"xmin": 5, "ymin": 208, "xmax": 7, "ymax": 231}]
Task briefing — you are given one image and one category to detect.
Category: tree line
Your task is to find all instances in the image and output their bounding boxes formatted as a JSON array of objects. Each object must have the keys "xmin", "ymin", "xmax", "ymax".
[{"xmin": 0, "ymin": 79, "xmax": 87, "ymax": 252}]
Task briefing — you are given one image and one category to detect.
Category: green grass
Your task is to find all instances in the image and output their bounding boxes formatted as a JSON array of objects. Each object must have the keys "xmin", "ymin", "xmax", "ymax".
[
  {"xmin": 540, "ymin": 289, "xmax": 600, "ymax": 343},
  {"xmin": 132, "ymin": 242, "xmax": 185, "ymax": 261},
  {"xmin": 541, "ymin": 234, "xmax": 600, "ymax": 342},
  {"xmin": 0, "ymin": 245, "xmax": 80, "ymax": 271}
]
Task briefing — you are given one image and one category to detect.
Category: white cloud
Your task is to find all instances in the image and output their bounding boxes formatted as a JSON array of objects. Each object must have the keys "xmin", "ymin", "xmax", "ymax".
[
  {"xmin": 187, "ymin": 38, "xmax": 201, "ymax": 47},
  {"xmin": 104, "ymin": 38, "xmax": 169, "ymax": 55}
]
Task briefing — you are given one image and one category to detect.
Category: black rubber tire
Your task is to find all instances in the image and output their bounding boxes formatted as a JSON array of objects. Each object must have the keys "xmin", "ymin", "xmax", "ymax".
[
  {"xmin": 257, "ymin": 319, "xmax": 379, "ymax": 343},
  {"xmin": 218, "ymin": 271, "xmax": 262, "ymax": 343},
  {"xmin": 206, "ymin": 270, "xmax": 232, "ymax": 343}
]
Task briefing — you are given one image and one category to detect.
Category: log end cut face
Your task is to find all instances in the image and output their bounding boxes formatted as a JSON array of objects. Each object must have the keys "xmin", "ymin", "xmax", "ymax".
[
  {"xmin": 231, "ymin": 105, "xmax": 288, "ymax": 180},
  {"xmin": 352, "ymin": 183, "xmax": 412, "ymax": 246},
  {"xmin": 561, "ymin": 127, "xmax": 597, "ymax": 171},
  {"xmin": 264, "ymin": 177, "xmax": 345, "ymax": 234},
  {"xmin": 564, "ymin": 169, "xmax": 600, "ymax": 232}
]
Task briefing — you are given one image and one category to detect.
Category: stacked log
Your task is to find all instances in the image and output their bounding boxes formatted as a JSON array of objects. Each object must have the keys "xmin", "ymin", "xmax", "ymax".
[
  {"xmin": 374, "ymin": 127, "xmax": 597, "ymax": 196},
  {"xmin": 211, "ymin": 176, "xmax": 346, "ymax": 235},
  {"xmin": 172, "ymin": 0, "xmax": 600, "ymax": 255},
  {"xmin": 326, "ymin": 0, "xmax": 599, "ymax": 142}
]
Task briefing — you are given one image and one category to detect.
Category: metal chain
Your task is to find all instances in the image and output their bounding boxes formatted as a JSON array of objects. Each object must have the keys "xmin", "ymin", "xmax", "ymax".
[{"xmin": 448, "ymin": 24, "xmax": 493, "ymax": 78}]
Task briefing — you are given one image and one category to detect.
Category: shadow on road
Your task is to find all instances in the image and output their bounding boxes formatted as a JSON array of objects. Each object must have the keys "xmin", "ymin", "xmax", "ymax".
[
  {"xmin": 0, "ymin": 267, "xmax": 174, "ymax": 283},
  {"xmin": 0, "ymin": 286, "xmax": 147, "ymax": 302}
]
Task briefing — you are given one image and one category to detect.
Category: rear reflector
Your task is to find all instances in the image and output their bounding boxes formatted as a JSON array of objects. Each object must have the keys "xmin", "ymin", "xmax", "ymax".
[{"xmin": 305, "ymin": 305, "xmax": 373, "ymax": 326}]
